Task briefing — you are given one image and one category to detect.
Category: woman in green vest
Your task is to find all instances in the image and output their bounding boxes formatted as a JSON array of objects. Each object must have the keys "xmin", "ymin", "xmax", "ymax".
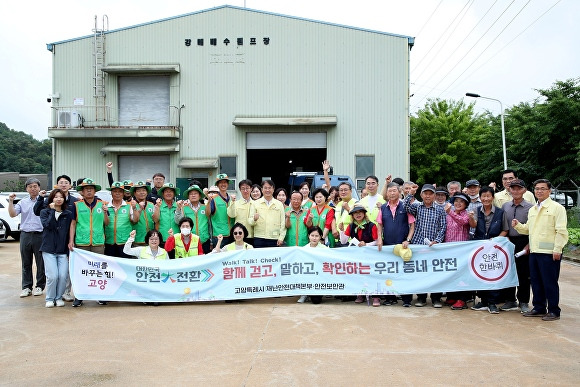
[
  {"xmin": 213, "ymin": 223, "xmax": 253, "ymax": 252},
  {"xmin": 164, "ymin": 217, "xmax": 204, "ymax": 258},
  {"xmin": 129, "ymin": 181, "xmax": 155, "ymax": 246},
  {"xmin": 304, "ymin": 188, "xmax": 336, "ymax": 247}
]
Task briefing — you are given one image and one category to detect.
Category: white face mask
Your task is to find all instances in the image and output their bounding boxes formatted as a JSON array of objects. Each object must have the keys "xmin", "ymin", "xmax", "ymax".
[{"xmin": 180, "ymin": 228, "xmax": 191, "ymax": 236}]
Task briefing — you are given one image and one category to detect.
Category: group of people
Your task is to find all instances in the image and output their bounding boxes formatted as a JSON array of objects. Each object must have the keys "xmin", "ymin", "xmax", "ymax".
[{"xmin": 9, "ymin": 162, "xmax": 568, "ymax": 321}]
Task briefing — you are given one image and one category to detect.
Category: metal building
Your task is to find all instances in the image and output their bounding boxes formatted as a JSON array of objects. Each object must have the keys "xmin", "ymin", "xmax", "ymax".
[{"xmin": 46, "ymin": 5, "xmax": 414, "ymax": 195}]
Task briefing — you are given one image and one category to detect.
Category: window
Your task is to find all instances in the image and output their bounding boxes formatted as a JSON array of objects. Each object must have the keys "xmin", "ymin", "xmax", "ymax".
[
  {"xmin": 119, "ymin": 155, "xmax": 170, "ymax": 183},
  {"xmin": 356, "ymin": 156, "xmax": 374, "ymax": 179},
  {"xmin": 118, "ymin": 76, "xmax": 170, "ymax": 126},
  {"xmin": 220, "ymin": 156, "xmax": 237, "ymax": 190}
]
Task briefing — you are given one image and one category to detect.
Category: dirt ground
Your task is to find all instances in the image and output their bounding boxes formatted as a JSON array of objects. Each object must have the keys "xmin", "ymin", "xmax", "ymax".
[{"xmin": 1, "ymin": 239, "xmax": 579, "ymax": 386}]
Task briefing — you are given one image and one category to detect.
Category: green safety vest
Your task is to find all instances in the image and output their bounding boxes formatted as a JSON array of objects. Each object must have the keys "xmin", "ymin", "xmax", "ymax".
[
  {"xmin": 133, "ymin": 202, "xmax": 156, "ymax": 243},
  {"xmin": 74, "ymin": 200, "xmax": 106, "ymax": 246},
  {"xmin": 183, "ymin": 205, "xmax": 210, "ymax": 243},
  {"xmin": 309, "ymin": 205, "xmax": 335, "ymax": 247},
  {"xmin": 105, "ymin": 204, "xmax": 132, "ymax": 244},
  {"xmin": 159, "ymin": 201, "xmax": 179, "ymax": 241},
  {"xmin": 174, "ymin": 233, "xmax": 200, "ymax": 258},
  {"xmin": 139, "ymin": 247, "xmax": 168, "ymax": 260},
  {"xmin": 211, "ymin": 195, "xmax": 233, "ymax": 236},
  {"xmin": 285, "ymin": 208, "xmax": 309, "ymax": 247}
]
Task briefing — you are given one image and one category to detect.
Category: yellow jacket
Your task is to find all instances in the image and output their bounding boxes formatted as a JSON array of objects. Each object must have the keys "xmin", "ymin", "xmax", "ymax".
[
  {"xmin": 227, "ymin": 198, "xmax": 254, "ymax": 237},
  {"xmin": 248, "ymin": 198, "xmax": 286, "ymax": 241},
  {"xmin": 514, "ymin": 198, "xmax": 568, "ymax": 254}
]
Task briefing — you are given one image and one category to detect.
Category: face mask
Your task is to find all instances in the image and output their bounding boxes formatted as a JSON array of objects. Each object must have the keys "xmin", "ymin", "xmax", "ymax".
[
  {"xmin": 468, "ymin": 194, "xmax": 479, "ymax": 200},
  {"xmin": 180, "ymin": 228, "xmax": 191, "ymax": 236}
]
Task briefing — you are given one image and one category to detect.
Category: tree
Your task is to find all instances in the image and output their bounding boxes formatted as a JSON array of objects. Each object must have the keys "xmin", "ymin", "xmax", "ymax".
[
  {"xmin": 410, "ymin": 99, "xmax": 489, "ymax": 185},
  {"xmin": 0, "ymin": 122, "xmax": 52, "ymax": 174},
  {"xmin": 504, "ymin": 78, "xmax": 580, "ymax": 186}
]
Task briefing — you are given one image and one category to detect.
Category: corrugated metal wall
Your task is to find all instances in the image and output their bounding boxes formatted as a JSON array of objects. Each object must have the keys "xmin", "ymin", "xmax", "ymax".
[{"xmin": 50, "ymin": 6, "xmax": 410, "ymax": 187}]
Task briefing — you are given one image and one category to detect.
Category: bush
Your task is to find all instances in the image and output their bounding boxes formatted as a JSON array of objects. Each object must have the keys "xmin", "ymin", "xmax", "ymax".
[
  {"xmin": 567, "ymin": 207, "xmax": 580, "ymax": 228},
  {"xmin": 568, "ymin": 228, "xmax": 580, "ymax": 247}
]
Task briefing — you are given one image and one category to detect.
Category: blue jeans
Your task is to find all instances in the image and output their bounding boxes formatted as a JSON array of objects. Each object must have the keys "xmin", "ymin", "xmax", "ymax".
[{"xmin": 42, "ymin": 252, "xmax": 68, "ymax": 302}]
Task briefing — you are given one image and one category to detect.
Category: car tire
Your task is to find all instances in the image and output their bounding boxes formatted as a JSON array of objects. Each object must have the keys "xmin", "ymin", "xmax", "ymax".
[{"xmin": 0, "ymin": 219, "xmax": 9, "ymax": 242}]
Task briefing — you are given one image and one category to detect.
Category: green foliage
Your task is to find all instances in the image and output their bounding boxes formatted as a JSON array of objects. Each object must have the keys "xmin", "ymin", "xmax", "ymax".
[
  {"xmin": 0, "ymin": 122, "xmax": 51, "ymax": 174},
  {"xmin": 568, "ymin": 207, "xmax": 580, "ymax": 228},
  {"xmin": 504, "ymin": 78, "xmax": 580, "ymax": 186},
  {"xmin": 567, "ymin": 228, "xmax": 580, "ymax": 247},
  {"xmin": 410, "ymin": 78, "xmax": 580, "ymax": 190},
  {"xmin": 410, "ymin": 99, "xmax": 488, "ymax": 185},
  {"xmin": 2, "ymin": 179, "xmax": 26, "ymax": 191}
]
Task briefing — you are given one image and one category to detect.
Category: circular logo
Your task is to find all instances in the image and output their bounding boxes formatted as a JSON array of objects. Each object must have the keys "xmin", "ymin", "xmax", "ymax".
[
  {"xmin": 470, "ymin": 242, "xmax": 509, "ymax": 282},
  {"xmin": 96, "ymin": 208, "xmax": 102, "ymax": 214}
]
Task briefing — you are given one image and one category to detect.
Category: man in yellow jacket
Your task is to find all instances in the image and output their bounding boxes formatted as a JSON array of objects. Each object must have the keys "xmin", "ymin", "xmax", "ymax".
[
  {"xmin": 248, "ymin": 180, "xmax": 286, "ymax": 248},
  {"xmin": 513, "ymin": 179, "xmax": 568, "ymax": 321}
]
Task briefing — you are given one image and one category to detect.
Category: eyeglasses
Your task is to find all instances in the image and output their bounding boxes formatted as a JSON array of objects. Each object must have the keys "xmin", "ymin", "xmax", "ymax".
[
  {"xmin": 233, "ymin": 231, "xmax": 243, "ymax": 236},
  {"xmin": 148, "ymin": 237, "xmax": 160, "ymax": 241},
  {"xmin": 534, "ymin": 187, "xmax": 550, "ymax": 192}
]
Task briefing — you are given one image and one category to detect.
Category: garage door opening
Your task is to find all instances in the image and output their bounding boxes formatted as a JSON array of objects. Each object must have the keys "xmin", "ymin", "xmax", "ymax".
[
  {"xmin": 246, "ymin": 148, "xmax": 326, "ymax": 192},
  {"xmin": 246, "ymin": 132, "xmax": 327, "ymax": 191}
]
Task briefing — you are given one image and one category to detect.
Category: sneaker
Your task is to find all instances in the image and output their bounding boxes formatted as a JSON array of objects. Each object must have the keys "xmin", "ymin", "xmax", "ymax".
[
  {"xmin": 402, "ymin": 302, "xmax": 412, "ymax": 307},
  {"xmin": 414, "ymin": 298, "xmax": 427, "ymax": 307},
  {"xmin": 62, "ymin": 292, "xmax": 74, "ymax": 302},
  {"xmin": 519, "ymin": 303, "xmax": 530, "ymax": 314},
  {"xmin": 33, "ymin": 287, "xmax": 43, "ymax": 296},
  {"xmin": 372, "ymin": 297, "xmax": 381, "ymax": 307},
  {"xmin": 20, "ymin": 288, "xmax": 32, "ymax": 298},
  {"xmin": 488, "ymin": 304, "xmax": 500, "ymax": 314},
  {"xmin": 451, "ymin": 300, "xmax": 467, "ymax": 310},
  {"xmin": 55, "ymin": 299, "xmax": 65, "ymax": 307},
  {"xmin": 500, "ymin": 301, "xmax": 519, "ymax": 311},
  {"xmin": 97, "ymin": 301, "xmax": 108, "ymax": 305},
  {"xmin": 45, "ymin": 301, "xmax": 55, "ymax": 308},
  {"xmin": 471, "ymin": 302, "xmax": 488, "ymax": 311},
  {"xmin": 72, "ymin": 298, "xmax": 83, "ymax": 307},
  {"xmin": 432, "ymin": 300, "xmax": 443, "ymax": 308},
  {"xmin": 355, "ymin": 295, "xmax": 365, "ymax": 304},
  {"xmin": 444, "ymin": 299, "xmax": 456, "ymax": 306},
  {"xmin": 297, "ymin": 295, "xmax": 308, "ymax": 303},
  {"xmin": 382, "ymin": 300, "xmax": 393, "ymax": 306}
]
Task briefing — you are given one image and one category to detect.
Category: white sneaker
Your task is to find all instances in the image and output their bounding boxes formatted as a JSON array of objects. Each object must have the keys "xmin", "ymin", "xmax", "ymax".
[
  {"xmin": 297, "ymin": 295, "xmax": 308, "ymax": 303},
  {"xmin": 62, "ymin": 292, "xmax": 74, "ymax": 302},
  {"xmin": 20, "ymin": 288, "xmax": 32, "ymax": 298},
  {"xmin": 33, "ymin": 287, "xmax": 43, "ymax": 296},
  {"xmin": 45, "ymin": 301, "xmax": 55, "ymax": 308},
  {"xmin": 55, "ymin": 299, "xmax": 65, "ymax": 307}
]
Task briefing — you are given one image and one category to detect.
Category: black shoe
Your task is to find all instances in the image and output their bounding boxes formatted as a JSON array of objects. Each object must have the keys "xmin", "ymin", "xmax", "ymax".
[
  {"xmin": 72, "ymin": 298, "xmax": 83, "ymax": 307},
  {"xmin": 97, "ymin": 301, "xmax": 108, "ymax": 305},
  {"xmin": 488, "ymin": 304, "xmax": 500, "ymax": 314},
  {"xmin": 541, "ymin": 312, "xmax": 560, "ymax": 321},
  {"xmin": 523, "ymin": 309, "xmax": 546, "ymax": 317}
]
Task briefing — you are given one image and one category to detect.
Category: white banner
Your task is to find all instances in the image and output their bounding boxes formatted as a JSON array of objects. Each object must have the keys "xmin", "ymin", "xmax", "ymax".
[{"xmin": 70, "ymin": 238, "xmax": 518, "ymax": 302}]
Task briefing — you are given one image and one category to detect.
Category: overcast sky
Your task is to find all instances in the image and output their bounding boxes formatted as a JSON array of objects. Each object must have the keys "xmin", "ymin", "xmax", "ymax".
[{"xmin": 0, "ymin": 0, "xmax": 577, "ymax": 140}]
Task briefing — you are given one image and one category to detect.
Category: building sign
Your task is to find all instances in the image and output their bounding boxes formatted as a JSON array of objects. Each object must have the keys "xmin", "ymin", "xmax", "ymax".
[{"xmin": 185, "ymin": 37, "xmax": 270, "ymax": 47}]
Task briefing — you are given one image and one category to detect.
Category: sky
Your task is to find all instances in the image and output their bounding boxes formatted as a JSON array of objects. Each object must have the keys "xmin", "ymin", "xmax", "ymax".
[{"xmin": 0, "ymin": 0, "xmax": 577, "ymax": 140}]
